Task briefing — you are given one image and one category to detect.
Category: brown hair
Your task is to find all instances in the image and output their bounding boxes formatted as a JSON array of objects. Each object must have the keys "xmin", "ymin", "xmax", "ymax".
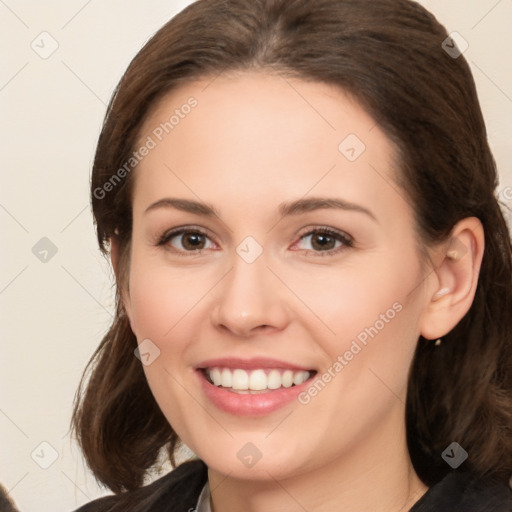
[{"xmin": 72, "ymin": 0, "xmax": 512, "ymax": 494}]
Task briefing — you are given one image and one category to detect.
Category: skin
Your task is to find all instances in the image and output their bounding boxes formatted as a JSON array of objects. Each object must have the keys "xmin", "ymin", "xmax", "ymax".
[{"xmin": 112, "ymin": 71, "xmax": 485, "ymax": 512}]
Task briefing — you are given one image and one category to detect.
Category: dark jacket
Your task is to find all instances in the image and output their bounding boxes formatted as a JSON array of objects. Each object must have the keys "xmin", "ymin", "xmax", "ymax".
[{"xmin": 73, "ymin": 460, "xmax": 512, "ymax": 512}]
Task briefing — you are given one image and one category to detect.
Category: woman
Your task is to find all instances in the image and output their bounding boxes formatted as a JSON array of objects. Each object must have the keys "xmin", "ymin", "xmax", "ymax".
[{"xmin": 72, "ymin": 0, "xmax": 512, "ymax": 510}]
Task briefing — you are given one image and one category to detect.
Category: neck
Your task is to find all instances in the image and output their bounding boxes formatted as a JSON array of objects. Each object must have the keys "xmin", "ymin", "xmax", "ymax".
[{"xmin": 207, "ymin": 407, "xmax": 428, "ymax": 512}]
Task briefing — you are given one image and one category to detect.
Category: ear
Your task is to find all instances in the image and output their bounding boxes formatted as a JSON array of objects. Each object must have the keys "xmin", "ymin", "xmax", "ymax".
[
  {"xmin": 420, "ymin": 217, "xmax": 485, "ymax": 340},
  {"xmin": 110, "ymin": 235, "xmax": 135, "ymax": 331}
]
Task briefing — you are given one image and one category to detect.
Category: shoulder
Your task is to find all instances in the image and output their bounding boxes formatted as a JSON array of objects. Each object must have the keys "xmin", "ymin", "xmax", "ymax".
[
  {"xmin": 72, "ymin": 459, "xmax": 208, "ymax": 512},
  {"xmin": 411, "ymin": 470, "xmax": 512, "ymax": 512}
]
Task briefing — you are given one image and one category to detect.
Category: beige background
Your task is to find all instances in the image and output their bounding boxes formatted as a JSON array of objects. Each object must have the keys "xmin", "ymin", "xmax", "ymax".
[{"xmin": 1, "ymin": 1, "xmax": 511, "ymax": 510}]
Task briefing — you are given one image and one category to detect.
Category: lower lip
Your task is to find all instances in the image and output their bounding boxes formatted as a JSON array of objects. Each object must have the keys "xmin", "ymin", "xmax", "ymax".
[{"xmin": 196, "ymin": 370, "xmax": 314, "ymax": 416}]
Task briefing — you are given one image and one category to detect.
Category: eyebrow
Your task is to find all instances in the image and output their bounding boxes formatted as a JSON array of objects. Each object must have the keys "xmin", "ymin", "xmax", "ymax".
[
  {"xmin": 144, "ymin": 196, "xmax": 377, "ymax": 222},
  {"xmin": 145, "ymin": 198, "xmax": 219, "ymax": 216}
]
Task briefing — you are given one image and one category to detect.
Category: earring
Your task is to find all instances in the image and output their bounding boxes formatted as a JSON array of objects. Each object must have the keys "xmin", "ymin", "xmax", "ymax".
[
  {"xmin": 432, "ymin": 287, "xmax": 450, "ymax": 301},
  {"xmin": 434, "ymin": 338, "xmax": 442, "ymax": 346}
]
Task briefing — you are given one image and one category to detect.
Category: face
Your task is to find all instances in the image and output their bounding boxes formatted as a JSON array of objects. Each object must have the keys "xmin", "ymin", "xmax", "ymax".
[{"xmin": 122, "ymin": 71, "xmax": 434, "ymax": 481}]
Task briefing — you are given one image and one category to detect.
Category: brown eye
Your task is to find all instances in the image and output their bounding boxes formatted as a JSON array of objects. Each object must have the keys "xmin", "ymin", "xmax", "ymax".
[
  {"xmin": 180, "ymin": 232, "xmax": 207, "ymax": 250},
  {"xmin": 294, "ymin": 228, "xmax": 353, "ymax": 256},
  {"xmin": 310, "ymin": 232, "xmax": 337, "ymax": 251},
  {"xmin": 160, "ymin": 228, "xmax": 214, "ymax": 253}
]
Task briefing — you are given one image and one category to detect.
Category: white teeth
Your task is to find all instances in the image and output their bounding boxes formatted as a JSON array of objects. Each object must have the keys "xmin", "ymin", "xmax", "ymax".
[
  {"xmin": 282, "ymin": 370, "xmax": 293, "ymax": 388},
  {"xmin": 248, "ymin": 369, "xmax": 267, "ymax": 391},
  {"xmin": 293, "ymin": 371, "xmax": 305, "ymax": 385},
  {"xmin": 267, "ymin": 369, "xmax": 282, "ymax": 389},
  {"xmin": 207, "ymin": 367, "xmax": 311, "ymax": 391},
  {"xmin": 211, "ymin": 368, "xmax": 222, "ymax": 386},
  {"xmin": 232, "ymin": 369, "xmax": 249, "ymax": 390},
  {"xmin": 221, "ymin": 368, "xmax": 232, "ymax": 387}
]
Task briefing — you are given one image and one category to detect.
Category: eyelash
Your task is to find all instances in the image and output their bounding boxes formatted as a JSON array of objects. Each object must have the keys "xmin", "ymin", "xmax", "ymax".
[{"xmin": 156, "ymin": 225, "xmax": 354, "ymax": 257}]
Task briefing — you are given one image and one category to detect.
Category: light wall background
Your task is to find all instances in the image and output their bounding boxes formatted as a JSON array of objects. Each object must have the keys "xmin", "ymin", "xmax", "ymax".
[{"xmin": 1, "ymin": 1, "xmax": 511, "ymax": 511}]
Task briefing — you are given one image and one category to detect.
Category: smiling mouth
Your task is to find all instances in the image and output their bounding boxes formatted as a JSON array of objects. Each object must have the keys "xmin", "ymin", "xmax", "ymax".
[{"xmin": 200, "ymin": 367, "xmax": 317, "ymax": 394}]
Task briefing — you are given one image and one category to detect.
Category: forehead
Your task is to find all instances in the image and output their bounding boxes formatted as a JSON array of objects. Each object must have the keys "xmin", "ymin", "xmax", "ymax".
[{"xmin": 132, "ymin": 71, "xmax": 405, "ymax": 225}]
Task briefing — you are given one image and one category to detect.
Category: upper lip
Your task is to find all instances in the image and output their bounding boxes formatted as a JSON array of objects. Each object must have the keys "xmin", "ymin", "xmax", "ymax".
[{"xmin": 196, "ymin": 357, "xmax": 315, "ymax": 371}]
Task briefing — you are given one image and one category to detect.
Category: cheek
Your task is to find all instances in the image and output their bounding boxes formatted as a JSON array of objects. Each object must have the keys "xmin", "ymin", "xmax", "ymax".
[
  {"xmin": 127, "ymin": 252, "xmax": 212, "ymax": 341},
  {"xmin": 294, "ymin": 253, "xmax": 423, "ymax": 401},
  {"xmin": 125, "ymin": 254, "xmax": 209, "ymax": 442},
  {"xmin": 277, "ymin": 254, "xmax": 420, "ymax": 346},
  {"xmin": 293, "ymin": 277, "xmax": 421, "ymax": 467}
]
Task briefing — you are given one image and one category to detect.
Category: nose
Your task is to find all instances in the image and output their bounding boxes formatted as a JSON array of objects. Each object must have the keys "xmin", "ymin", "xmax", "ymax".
[{"xmin": 210, "ymin": 253, "xmax": 291, "ymax": 338}]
